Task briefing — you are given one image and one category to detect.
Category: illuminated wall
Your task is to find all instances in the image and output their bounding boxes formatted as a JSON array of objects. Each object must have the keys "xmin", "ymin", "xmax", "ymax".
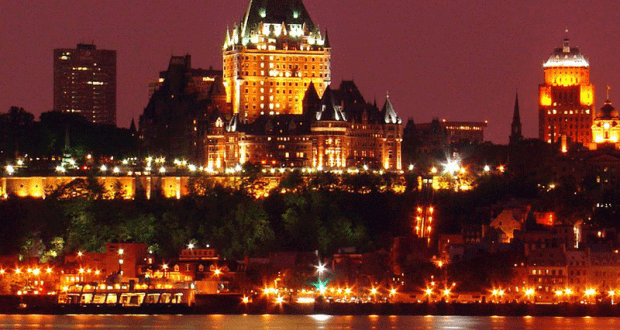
[
  {"xmin": 222, "ymin": 0, "xmax": 331, "ymax": 122},
  {"xmin": 224, "ymin": 47, "xmax": 330, "ymax": 122}
]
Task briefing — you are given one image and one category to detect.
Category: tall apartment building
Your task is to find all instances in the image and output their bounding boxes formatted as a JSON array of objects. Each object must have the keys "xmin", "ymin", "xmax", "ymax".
[
  {"xmin": 54, "ymin": 43, "xmax": 117, "ymax": 126},
  {"xmin": 539, "ymin": 38, "xmax": 594, "ymax": 145},
  {"xmin": 223, "ymin": 0, "xmax": 331, "ymax": 123}
]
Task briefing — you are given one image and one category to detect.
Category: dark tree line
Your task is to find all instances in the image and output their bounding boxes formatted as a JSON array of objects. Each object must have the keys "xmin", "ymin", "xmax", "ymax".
[{"xmin": 0, "ymin": 107, "xmax": 138, "ymax": 162}]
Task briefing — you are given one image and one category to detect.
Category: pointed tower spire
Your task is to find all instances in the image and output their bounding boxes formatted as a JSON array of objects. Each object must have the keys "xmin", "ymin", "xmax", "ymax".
[
  {"xmin": 510, "ymin": 92, "xmax": 523, "ymax": 144},
  {"xmin": 129, "ymin": 118, "xmax": 137, "ymax": 133},
  {"xmin": 324, "ymin": 29, "xmax": 330, "ymax": 48},
  {"xmin": 381, "ymin": 93, "xmax": 401, "ymax": 124}
]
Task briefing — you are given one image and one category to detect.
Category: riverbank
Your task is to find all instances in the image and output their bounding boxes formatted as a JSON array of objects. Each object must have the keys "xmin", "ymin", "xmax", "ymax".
[{"xmin": 3, "ymin": 295, "xmax": 620, "ymax": 316}]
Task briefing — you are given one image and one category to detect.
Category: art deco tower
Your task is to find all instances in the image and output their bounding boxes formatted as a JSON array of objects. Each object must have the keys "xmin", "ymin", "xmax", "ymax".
[
  {"xmin": 223, "ymin": 0, "xmax": 331, "ymax": 123},
  {"xmin": 539, "ymin": 38, "xmax": 594, "ymax": 145}
]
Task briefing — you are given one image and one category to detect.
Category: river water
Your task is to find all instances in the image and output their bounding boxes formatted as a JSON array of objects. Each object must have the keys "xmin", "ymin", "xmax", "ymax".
[{"xmin": 1, "ymin": 314, "xmax": 619, "ymax": 329}]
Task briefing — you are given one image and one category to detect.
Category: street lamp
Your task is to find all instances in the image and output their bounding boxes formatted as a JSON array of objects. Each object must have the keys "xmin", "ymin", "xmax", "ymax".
[{"xmin": 118, "ymin": 248, "xmax": 124, "ymax": 275}]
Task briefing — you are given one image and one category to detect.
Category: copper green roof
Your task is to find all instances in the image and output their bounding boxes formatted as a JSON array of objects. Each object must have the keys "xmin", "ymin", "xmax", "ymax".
[{"xmin": 241, "ymin": 0, "xmax": 316, "ymax": 38}]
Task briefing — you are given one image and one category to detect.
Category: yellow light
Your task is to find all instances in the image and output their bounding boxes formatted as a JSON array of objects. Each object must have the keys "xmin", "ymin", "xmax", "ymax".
[
  {"xmin": 585, "ymin": 288, "xmax": 596, "ymax": 296},
  {"xmin": 390, "ymin": 289, "xmax": 397, "ymax": 295},
  {"xmin": 242, "ymin": 296, "xmax": 249, "ymax": 303},
  {"xmin": 275, "ymin": 296, "xmax": 284, "ymax": 304},
  {"xmin": 46, "ymin": 268, "xmax": 52, "ymax": 274},
  {"xmin": 525, "ymin": 288, "xmax": 534, "ymax": 296},
  {"xmin": 370, "ymin": 288, "xmax": 377, "ymax": 295},
  {"xmin": 609, "ymin": 290, "xmax": 616, "ymax": 297},
  {"xmin": 214, "ymin": 269, "xmax": 221, "ymax": 276},
  {"xmin": 15, "ymin": 268, "xmax": 21, "ymax": 274},
  {"xmin": 296, "ymin": 297, "xmax": 315, "ymax": 304},
  {"xmin": 555, "ymin": 290, "xmax": 563, "ymax": 296},
  {"xmin": 565, "ymin": 288, "xmax": 573, "ymax": 295},
  {"xmin": 33, "ymin": 268, "xmax": 40, "ymax": 276},
  {"xmin": 443, "ymin": 289, "xmax": 450, "ymax": 296},
  {"xmin": 425, "ymin": 288, "xmax": 433, "ymax": 296},
  {"xmin": 492, "ymin": 289, "xmax": 498, "ymax": 296},
  {"xmin": 77, "ymin": 251, "xmax": 83, "ymax": 257},
  {"xmin": 498, "ymin": 290, "xmax": 504, "ymax": 296},
  {"xmin": 95, "ymin": 270, "xmax": 100, "ymax": 275},
  {"xmin": 79, "ymin": 268, "xmax": 85, "ymax": 274},
  {"xmin": 345, "ymin": 288, "xmax": 352, "ymax": 295}
]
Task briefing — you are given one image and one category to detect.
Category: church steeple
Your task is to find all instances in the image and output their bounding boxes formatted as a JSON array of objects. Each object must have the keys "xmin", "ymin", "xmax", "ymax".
[{"xmin": 510, "ymin": 92, "xmax": 523, "ymax": 144}]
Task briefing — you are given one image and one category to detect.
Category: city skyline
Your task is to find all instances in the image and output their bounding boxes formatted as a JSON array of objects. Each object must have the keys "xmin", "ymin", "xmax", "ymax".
[{"xmin": 2, "ymin": 1, "xmax": 620, "ymax": 143}]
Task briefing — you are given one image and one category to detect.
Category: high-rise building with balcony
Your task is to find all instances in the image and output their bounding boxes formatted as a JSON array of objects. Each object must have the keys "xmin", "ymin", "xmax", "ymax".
[{"xmin": 54, "ymin": 43, "xmax": 116, "ymax": 126}]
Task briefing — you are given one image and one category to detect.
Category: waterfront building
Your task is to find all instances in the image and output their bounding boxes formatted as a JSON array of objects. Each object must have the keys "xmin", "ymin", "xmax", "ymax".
[
  {"xmin": 538, "ymin": 37, "xmax": 594, "ymax": 145},
  {"xmin": 53, "ymin": 43, "xmax": 117, "ymax": 126}
]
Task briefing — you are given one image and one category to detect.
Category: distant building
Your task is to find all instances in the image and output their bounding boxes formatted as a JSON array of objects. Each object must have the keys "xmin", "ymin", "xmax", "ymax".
[
  {"xmin": 139, "ymin": 55, "xmax": 227, "ymax": 162},
  {"xmin": 538, "ymin": 37, "xmax": 594, "ymax": 145},
  {"xmin": 148, "ymin": 63, "xmax": 222, "ymax": 98},
  {"xmin": 589, "ymin": 98, "xmax": 620, "ymax": 150},
  {"xmin": 54, "ymin": 43, "xmax": 116, "ymax": 126},
  {"xmin": 415, "ymin": 119, "xmax": 486, "ymax": 152}
]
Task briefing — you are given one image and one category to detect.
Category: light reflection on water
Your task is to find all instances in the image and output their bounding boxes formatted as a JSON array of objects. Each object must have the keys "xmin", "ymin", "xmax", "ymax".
[{"xmin": 0, "ymin": 315, "xmax": 618, "ymax": 329}]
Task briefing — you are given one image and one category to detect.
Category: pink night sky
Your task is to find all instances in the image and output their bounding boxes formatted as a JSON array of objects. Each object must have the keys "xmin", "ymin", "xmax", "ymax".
[{"xmin": 2, "ymin": 1, "xmax": 620, "ymax": 143}]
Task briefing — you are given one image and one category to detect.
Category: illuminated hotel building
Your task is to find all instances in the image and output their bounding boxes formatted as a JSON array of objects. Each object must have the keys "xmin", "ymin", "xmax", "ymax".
[
  {"xmin": 54, "ymin": 43, "xmax": 117, "ymax": 126},
  {"xmin": 223, "ymin": 0, "xmax": 331, "ymax": 122},
  {"xmin": 539, "ymin": 38, "xmax": 594, "ymax": 145},
  {"xmin": 140, "ymin": 0, "xmax": 402, "ymax": 170}
]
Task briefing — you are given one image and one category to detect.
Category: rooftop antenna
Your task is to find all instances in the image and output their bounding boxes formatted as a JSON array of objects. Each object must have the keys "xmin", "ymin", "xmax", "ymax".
[{"xmin": 607, "ymin": 85, "xmax": 611, "ymax": 100}]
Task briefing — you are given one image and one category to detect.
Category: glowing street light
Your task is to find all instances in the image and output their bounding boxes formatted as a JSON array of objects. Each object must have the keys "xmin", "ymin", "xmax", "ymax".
[
  {"xmin": 316, "ymin": 263, "xmax": 326, "ymax": 275},
  {"xmin": 443, "ymin": 158, "xmax": 460, "ymax": 175},
  {"xmin": 188, "ymin": 242, "xmax": 195, "ymax": 250},
  {"xmin": 5, "ymin": 165, "xmax": 14, "ymax": 175},
  {"xmin": 100, "ymin": 165, "xmax": 107, "ymax": 172},
  {"xmin": 483, "ymin": 165, "xmax": 490, "ymax": 172},
  {"xmin": 113, "ymin": 167, "xmax": 120, "ymax": 174}
]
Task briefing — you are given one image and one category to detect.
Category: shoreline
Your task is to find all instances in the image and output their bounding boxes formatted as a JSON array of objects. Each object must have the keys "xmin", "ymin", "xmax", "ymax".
[{"xmin": 3, "ymin": 299, "xmax": 620, "ymax": 317}]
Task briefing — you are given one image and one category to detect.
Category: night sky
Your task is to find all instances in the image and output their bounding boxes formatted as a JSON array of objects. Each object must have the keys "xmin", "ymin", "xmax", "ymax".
[{"xmin": 2, "ymin": 1, "xmax": 620, "ymax": 143}]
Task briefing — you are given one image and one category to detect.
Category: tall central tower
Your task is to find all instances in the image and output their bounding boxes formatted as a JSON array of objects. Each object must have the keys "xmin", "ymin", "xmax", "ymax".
[
  {"xmin": 539, "ymin": 38, "xmax": 594, "ymax": 145},
  {"xmin": 223, "ymin": 0, "xmax": 331, "ymax": 123}
]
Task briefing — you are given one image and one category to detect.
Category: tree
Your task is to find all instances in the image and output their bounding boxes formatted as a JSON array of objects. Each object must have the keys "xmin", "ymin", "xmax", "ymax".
[{"xmin": 222, "ymin": 202, "xmax": 274, "ymax": 259}]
